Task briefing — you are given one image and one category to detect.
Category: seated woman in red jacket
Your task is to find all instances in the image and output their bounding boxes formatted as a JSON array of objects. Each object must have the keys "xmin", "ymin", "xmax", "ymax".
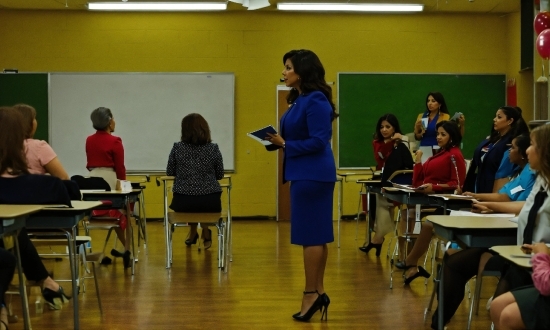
[
  {"xmin": 85, "ymin": 107, "xmax": 130, "ymax": 267},
  {"xmin": 395, "ymin": 120, "xmax": 466, "ymax": 284}
]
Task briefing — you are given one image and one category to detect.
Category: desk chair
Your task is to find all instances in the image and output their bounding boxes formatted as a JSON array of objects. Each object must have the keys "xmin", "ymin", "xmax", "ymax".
[
  {"xmin": 166, "ymin": 211, "xmax": 228, "ymax": 270},
  {"xmin": 30, "ymin": 235, "xmax": 103, "ymax": 314},
  {"xmin": 71, "ymin": 176, "xmax": 135, "ymax": 270}
]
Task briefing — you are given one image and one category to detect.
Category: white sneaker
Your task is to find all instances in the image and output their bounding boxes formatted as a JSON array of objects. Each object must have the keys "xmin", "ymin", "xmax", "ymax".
[{"xmin": 486, "ymin": 295, "xmax": 494, "ymax": 310}]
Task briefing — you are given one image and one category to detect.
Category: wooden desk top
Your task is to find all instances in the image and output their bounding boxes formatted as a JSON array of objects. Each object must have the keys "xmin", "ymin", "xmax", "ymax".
[
  {"xmin": 490, "ymin": 245, "xmax": 532, "ymax": 268},
  {"xmin": 357, "ymin": 179, "xmax": 381, "ymax": 184},
  {"xmin": 427, "ymin": 215, "xmax": 518, "ymax": 229},
  {"xmin": 0, "ymin": 205, "xmax": 44, "ymax": 218}
]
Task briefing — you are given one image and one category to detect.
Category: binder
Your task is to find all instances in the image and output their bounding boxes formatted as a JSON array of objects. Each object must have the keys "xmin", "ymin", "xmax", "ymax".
[{"xmin": 247, "ymin": 125, "xmax": 277, "ymax": 146}]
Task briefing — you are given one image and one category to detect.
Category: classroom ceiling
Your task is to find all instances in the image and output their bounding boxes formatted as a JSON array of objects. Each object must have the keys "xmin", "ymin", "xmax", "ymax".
[{"xmin": 0, "ymin": 0, "xmax": 520, "ymax": 13}]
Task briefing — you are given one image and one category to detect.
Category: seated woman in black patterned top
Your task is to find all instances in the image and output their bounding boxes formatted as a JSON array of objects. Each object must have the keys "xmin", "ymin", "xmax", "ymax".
[{"xmin": 166, "ymin": 113, "xmax": 224, "ymax": 250}]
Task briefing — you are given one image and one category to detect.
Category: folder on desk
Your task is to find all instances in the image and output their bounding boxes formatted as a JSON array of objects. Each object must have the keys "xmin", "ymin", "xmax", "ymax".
[{"xmin": 247, "ymin": 125, "xmax": 277, "ymax": 146}]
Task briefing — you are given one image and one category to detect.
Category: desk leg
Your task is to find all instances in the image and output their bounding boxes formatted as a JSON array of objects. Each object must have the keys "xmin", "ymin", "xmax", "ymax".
[
  {"xmin": 163, "ymin": 181, "xmax": 171, "ymax": 269},
  {"xmin": 227, "ymin": 184, "xmax": 232, "ymax": 263},
  {"xmin": 68, "ymin": 228, "xmax": 80, "ymax": 330},
  {"xmin": 337, "ymin": 179, "xmax": 342, "ymax": 248},
  {"xmin": 438, "ymin": 254, "xmax": 445, "ymax": 330},
  {"xmin": 13, "ymin": 232, "xmax": 32, "ymax": 330},
  {"xmin": 125, "ymin": 197, "xmax": 135, "ymax": 275}
]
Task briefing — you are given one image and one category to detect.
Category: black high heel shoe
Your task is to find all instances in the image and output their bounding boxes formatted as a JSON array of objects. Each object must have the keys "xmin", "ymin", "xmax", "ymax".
[
  {"xmin": 404, "ymin": 266, "xmax": 430, "ymax": 285},
  {"xmin": 203, "ymin": 229, "xmax": 212, "ymax": 250},
  {"xmin": 359, "ymin": 240, "xmax": 384, "ymax": 257},
  {"xmin": 292, "ymin": 291, "xmax": 323, "ymax": 322},
  {"xmin": 42, "ymin": 286, "xmax": 71, "ymax": 310},
  {"xmin": 320, "ymin": 292, "xmax": 330, "ymax": 321},
  {"xmin": 185, "ymin": 232, "xmax": 199, "ymax": 246}
]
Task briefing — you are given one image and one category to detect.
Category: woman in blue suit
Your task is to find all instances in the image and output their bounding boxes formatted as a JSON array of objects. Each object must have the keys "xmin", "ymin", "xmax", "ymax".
[{"xmin": 267, "ymin": 49, "xmax": 337, "ymax": 322}]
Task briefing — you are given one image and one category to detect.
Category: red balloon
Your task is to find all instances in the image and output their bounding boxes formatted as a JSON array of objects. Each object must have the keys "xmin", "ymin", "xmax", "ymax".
[
  {"xmin": 537, "ymin": 29, "xmax": 550, "ymax": 59},
  {"xmin": 535, "ymin": 12, "xmax": 550, "ymax": 35}
]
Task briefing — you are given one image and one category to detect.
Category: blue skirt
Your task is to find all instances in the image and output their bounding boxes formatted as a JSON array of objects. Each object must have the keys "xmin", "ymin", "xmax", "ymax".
[{"xmin": 290, "ymin": 180, "xmax": 335, "ymax": 245}]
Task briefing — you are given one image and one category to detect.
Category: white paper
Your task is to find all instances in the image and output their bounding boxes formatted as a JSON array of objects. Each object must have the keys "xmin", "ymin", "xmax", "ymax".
[
  {"xmin": 421, "ymin": 118, "xmax": 428, "ymax": 129},
  {"xmin": 449, "ymin": 210, "xmax": 516, "ymax": 218},
  {"xmin": 419, "ymin": 146, "xmax": 433, "ymax": 164}
]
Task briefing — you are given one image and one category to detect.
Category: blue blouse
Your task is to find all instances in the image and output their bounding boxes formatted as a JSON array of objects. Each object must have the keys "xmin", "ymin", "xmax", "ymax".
[
  {"xmin": 420, "ymin": 112, "xmax": 439, "ymax": 147},
  {"xmin": 497, "ymin": 164, "xmax": 536, "ymax": 201},
  {"xmin": 495, "ymin": 150, "xmax": 519, "ymax": 180}
]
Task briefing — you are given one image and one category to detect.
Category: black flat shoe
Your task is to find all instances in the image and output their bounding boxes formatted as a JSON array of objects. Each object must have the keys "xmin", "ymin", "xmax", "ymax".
[
  {"xmin": 123, "ymin": 250, "xmax": 131, "ymax": 268},
  {"xmin": 42, "ymin": 286, "xmax": 71, "ymax": 310},
  {"xmin": 359, "ymin": 240, "xmax": 384, "ymax": 257},
  {"xmin": 293, "ymin": 291, "xmax": 324, "ymax": 322},
  {"xmin": 404, "ymin": 266, "xmax": 430, "ymax": 285},
  {"xmin": 185, "ymin": 232, "xmax": 199, "ymax": 246}
]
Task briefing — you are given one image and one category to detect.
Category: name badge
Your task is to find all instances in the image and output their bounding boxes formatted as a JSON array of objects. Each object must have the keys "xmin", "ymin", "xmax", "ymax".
[{"xmin": 510, "ymin": 185, "xmax": 524, "ymax": 195}]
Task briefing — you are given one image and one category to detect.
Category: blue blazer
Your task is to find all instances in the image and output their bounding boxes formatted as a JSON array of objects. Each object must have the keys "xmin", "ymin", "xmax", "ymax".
[
  {"xmin": 279, "ymin": 91, "xmax": 336, "ymax": 183},
  {"xmin": 464, "ymin": 134, "xmax": 513, "ymax": 193}
]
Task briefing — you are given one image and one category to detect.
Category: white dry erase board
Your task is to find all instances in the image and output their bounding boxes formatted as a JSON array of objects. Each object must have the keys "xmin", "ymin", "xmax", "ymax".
[{"xmin": 49, "ymin": 73, "xmax": 235, "ymax": 175}]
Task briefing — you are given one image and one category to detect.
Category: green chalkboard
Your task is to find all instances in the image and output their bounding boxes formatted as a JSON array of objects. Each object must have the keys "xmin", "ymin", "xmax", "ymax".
[
  {"xmin": 0, "ymin": 73, "xmax": 49, "ymax": 141},
  {"xmin": 337, "ymin": 73, "xmax": 506, "ymax": 168}
]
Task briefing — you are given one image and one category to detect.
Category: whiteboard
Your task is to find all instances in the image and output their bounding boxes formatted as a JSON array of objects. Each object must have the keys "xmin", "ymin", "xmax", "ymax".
[{"xmin": 49, "ymin": 73, "xmax": 234, "ymax": 176}]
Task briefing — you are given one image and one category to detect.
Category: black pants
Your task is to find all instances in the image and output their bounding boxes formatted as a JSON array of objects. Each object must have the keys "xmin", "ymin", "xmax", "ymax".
[
  {"xmin": 0, "ymin": 228, "xmax": 50, "ymax": 285},
  {"xmin": 0, "ymin": 248, "xmax": 16, "ymax": 305}
]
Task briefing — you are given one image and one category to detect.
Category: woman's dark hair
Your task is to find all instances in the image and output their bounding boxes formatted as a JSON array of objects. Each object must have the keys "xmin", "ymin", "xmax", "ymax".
[
  {"xmin": 91, "ymin": 107, "xmax": 113, "ymax": 130},
  {"xmin": 425, "ymin": 92, "xmax": 449, "ymax": 114},
  {"xmin": 489, "ymin": 106, "xmax": 529, "ymax": 143},
  {"xmin": 436, "ymin": 120, "xmax": 461, "ymax": 149},
  {"xmin": 283, "ymin": 49, "xmax": 338, "ymax": 121},
  {"xmin": 0, "ymin": 106, "xmax": 29, "ymax": 176},
  {"xmin": 513, "ymin": 134, "xmax": 530, "ymax": 160},
  {"xmin": 374, "ymin": 113, "xmax": 402, "ymax": 142},
  {"xmin": 13, "ymin": 104, "xmax": 36, "ymax": 139},
  {"xmin": 531, "ymin": 124, "xmax": 550, "ymax": 181},
  {"xmin": 181, "ymin": 113, "xmax": 212, "ymax": 145}
]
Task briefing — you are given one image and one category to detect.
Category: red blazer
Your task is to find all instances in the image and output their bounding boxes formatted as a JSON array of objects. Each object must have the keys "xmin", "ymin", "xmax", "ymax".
[
  {"xmin": 85, "ymin": 130, "xmax": 126, "ymax": 180},
  {"xmin": 372, "ymin": 140, "xmax": 394, "ymax": 170},
  {"xmin": 412, "ymin": 146, "xmax": 466, "ymax": 192}
]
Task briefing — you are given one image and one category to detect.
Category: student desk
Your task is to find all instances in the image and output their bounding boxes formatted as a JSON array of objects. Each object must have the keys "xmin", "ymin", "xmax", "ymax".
[
  {"xmin": 427, "ymin": 215, "xmax": 517, "ymax": 330},
  {"xmin": 81, "ymin": 190, "xmax": 139, "ymax": 275},
  {"xmin": 355, "ymin": 179, "xmax": 382, "ymax": 246},
  {"xmin": 429, "ymin": 194, "xmax": 474, "ymax": 214},
  {"xmin": 0, "ymin": 205, "xmax": 43, "ymax": 330},
  {"xmin": 158, "ymin": 175, "xmax": 232, "ymax": 267},
  {"xmin": 336, "ymin": 172, "xmax": 372, "ymax": 247},
  {"xmin": 490, "ymin": 245, "xmax": 533, "ymax": 268},
  {"xmin": 26, "ymin": 201, "xmax": 102, "ymax": 330}
]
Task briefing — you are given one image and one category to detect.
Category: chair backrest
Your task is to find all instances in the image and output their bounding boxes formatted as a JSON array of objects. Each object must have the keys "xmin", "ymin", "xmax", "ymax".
[
  {"xmin": 387, "ymin": 170, "xmax": 413, "ymax": 185},
  {"xmin": 71, "ymin": 175, "xmax": 111, "ymax": 191}
]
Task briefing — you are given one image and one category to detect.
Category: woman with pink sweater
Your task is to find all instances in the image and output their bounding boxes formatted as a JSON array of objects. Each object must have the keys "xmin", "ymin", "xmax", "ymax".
[{"xmin": 490, "ymin": 242, "xmax": 550, "ymax": 329}]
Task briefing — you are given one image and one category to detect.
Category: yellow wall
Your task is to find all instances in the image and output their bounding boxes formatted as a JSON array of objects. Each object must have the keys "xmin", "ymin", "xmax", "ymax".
[{"xmin": 0, "ymin": 10, "xmax": 532, "ymax": 218}]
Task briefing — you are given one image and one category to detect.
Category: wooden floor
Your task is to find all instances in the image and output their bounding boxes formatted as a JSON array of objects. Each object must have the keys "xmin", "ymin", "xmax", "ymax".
[{"xmin": 7, "ymin": 219, "xmax": 497, "ymax": 330}]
